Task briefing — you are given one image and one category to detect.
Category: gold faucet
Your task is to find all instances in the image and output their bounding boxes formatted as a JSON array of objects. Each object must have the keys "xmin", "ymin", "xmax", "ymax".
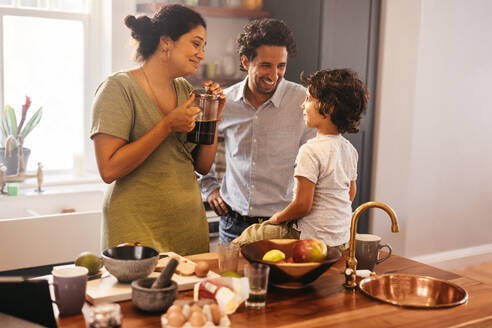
[{"xmin": 344, "ymin": 201, "xmax": 399, "ymax": 289}]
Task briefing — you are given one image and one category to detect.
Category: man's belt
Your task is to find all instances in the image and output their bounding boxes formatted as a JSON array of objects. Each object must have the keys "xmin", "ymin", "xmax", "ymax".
[{"xmin": 228, "ymin": 209, "xmax": 269, "ymax": 225}]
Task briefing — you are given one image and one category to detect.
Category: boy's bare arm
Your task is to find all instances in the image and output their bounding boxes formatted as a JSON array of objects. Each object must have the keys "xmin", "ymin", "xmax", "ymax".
[
  {"xmin": 266, "ymin": 176, "xmax": 315, "ymax": 225},
  {"xmin": 349, "ymin": 180, "xmax": 356, "ymax": 202}
]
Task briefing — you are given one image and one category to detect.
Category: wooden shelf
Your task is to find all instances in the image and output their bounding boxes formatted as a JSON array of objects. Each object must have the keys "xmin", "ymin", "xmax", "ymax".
[{"xmin": 136, "ymin": 3, "xmax": 269, "ymax": 18}]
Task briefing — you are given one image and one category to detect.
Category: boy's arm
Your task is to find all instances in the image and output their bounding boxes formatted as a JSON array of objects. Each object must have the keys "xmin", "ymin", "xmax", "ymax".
[
  {"xmin": 349, "ymin": 180, "xmax": 357, "ymax": 202},
  {"xmin": 266, "ymin": 176, "xmax": 315, "ymax": 225}
]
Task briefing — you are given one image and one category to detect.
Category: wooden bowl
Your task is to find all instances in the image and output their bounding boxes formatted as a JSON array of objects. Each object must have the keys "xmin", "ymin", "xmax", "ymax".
[{"xmin": 240, "ymin": 239, "xmax": 341, "ymax": 289}]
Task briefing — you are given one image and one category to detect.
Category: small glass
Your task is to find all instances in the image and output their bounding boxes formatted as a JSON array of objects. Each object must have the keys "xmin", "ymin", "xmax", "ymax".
[
  {"xmin": 244, "ymin": 263, "xmax": 270, "ymax": 309},
  {"xmin": 85, "ymin": 303, "xmax": 122, "ymax": 328}
]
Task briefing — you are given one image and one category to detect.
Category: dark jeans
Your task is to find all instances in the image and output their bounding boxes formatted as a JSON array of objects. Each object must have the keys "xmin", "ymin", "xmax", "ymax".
[{"xmin": 219, "ymin": 209, "xmax": 269, "ymax": 242}]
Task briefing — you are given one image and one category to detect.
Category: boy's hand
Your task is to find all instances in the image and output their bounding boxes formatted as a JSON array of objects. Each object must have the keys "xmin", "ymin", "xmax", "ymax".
[{"xmin": 265, "ymin": 213, "xmax": 281, "ymax": 225}]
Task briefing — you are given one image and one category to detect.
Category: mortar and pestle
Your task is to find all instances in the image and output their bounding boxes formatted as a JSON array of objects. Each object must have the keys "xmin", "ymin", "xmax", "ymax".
[{"xmin": 131, "ymin": 258, "xmax": 178, "ymax": 313}]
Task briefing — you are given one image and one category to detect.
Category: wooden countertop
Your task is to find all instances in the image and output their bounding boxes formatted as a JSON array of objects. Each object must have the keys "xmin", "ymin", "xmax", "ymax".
[{"xmin": 58, "ymin": 253, "xmax": 492, "ymax": 328}]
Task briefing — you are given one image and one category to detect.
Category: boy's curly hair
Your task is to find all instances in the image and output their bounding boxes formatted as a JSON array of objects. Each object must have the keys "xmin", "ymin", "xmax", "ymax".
[
  {"xmin": 237, "ymin": 18, "xmax": 296, "ymax": 71},
  {"xmin": 301, "ymin": 69, "xmax": 368, "ymax": 134}
]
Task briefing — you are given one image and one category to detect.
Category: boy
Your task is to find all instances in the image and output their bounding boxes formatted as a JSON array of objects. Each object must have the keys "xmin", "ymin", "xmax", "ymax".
[{"xmin": 233, "ymin": 68, "xmax": 368, "ymax": 250}]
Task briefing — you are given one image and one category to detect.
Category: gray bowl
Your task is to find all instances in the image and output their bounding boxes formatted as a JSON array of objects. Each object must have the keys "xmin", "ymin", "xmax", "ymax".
[
  {"xmin": 102, "ymin": 245, "xmax": 159, "ymax": 283},
  {"xmin": 131, "ymin": 277, "xmax": 177, "ymax": 313}
]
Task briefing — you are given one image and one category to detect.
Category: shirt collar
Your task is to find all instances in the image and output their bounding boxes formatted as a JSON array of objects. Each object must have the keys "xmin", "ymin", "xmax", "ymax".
[
  {"xmin": 233, "ymin": 77, "xmax": 287, "ymax": 109},
  {"xmin": 232, "ymin": 77, "xmax": 248, "ymax": 102}
]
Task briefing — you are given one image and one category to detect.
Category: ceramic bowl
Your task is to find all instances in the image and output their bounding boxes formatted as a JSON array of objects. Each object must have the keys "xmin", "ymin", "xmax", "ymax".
[
  {"xmin": 102, "ymin": 245, "xmax": 159, "ymax": 283},
  {"xmin": 241, "ymin": 239, "xmax": 342, "ymax": 289},
  {"xmin": 131, "ymin": 277, "xmax": 177, "ymax": 313}
]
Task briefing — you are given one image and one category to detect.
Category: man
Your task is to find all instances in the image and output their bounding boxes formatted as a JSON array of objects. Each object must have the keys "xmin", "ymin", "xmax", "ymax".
[{"xmin": 198, "ymin": 18, "xmax": 315, "ymax": 242}]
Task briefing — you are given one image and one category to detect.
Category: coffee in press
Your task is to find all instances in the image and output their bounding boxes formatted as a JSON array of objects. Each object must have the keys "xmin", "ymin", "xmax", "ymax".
[{"xmin": 187, "ymin": 88, "xmax": 219, "ymax": 145}]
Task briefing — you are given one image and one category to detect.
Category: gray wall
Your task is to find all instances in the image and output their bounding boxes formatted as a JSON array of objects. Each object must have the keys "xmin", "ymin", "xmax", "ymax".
[
  {"xmin": 263, "ymin": 0, "xmax": 322, "ymax": 83},
  {"xmin": 264, "ymin": 0, "xmax": 380, "ymax": 232}
]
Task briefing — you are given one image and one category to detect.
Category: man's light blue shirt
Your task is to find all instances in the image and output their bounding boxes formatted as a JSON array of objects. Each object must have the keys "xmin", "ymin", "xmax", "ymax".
[{"xmin": 198, "ymin": 78, "xmax": 316, "ymax": 217}]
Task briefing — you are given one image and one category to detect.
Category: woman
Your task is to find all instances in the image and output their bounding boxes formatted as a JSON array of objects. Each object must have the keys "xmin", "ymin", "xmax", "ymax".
[{"xmin": 90, "ymin": 4, "xmax": 225, "ymax": 255}]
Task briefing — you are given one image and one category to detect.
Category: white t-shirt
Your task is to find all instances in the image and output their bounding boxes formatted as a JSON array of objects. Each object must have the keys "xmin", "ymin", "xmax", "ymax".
[{"xmin": 294, "ymin": 134, "xmax": 358, "ymax": 246}]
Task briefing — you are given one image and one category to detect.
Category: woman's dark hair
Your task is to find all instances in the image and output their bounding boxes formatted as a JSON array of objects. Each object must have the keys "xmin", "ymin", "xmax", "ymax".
[
  {"xmin": 124, "ymin": 4, "xmax": 206, "ymax": 62},
  {"xmin": 237, "ymin": 18, "xmax": 296, "ymax": 71},
  {"xmin": 301, "ymin": 69, "xmax": 369, "ymax": 134}
]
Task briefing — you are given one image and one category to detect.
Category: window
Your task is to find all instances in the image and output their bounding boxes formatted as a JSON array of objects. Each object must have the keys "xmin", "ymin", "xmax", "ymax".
[{"xmin": 1, "ymin": 0, "xmax": 92, "ymax": 174}]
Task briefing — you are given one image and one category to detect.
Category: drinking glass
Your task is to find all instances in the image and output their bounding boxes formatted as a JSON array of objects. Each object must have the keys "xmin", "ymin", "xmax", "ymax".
[
  {"xmin": 217, "ymin": 242, "xmax": 239, "ymax": 274},
  {"xmin": 244, "ymin": 263, "xmax": 270, "ymax": 309}
]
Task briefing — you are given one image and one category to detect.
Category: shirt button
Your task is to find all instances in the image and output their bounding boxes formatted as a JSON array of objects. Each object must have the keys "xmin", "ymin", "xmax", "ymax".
[
  {"xmin": 251, "ymin": 185, "xmax": 255, "ymax": 188},
  {"xmin": 253, "ymin": 139, "xmax": 257, "ymax": 143},
  {"xmin": 255, "ymin": 116, "xmax": 258, "ymax": 120},
  {"xmin": 253, "ymin": 162, "xmax": 256, "ymax": 166}
]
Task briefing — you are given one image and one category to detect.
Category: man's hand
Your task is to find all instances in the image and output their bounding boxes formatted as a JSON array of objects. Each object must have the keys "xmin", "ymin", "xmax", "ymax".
[
  {"xmin": 207, "ymin": 188, "xmax": 228, "ymax": 216},
  {"xmin": 265, "ymin": 213, "xmax": 282, "ymax": 225}
]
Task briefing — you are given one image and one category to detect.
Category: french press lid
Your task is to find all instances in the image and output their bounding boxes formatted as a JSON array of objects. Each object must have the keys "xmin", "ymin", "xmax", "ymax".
[{"xmin": 192, "ymin": 88, "xmax": 220, "ymax": 100}]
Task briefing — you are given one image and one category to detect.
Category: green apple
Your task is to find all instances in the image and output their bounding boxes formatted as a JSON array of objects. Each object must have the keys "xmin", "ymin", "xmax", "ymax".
[
  {"xmin": 292, "ymin": 239, "xmax": 327, "ymax": 263},
  {"xmin": 75, "ymin": 251, "xmax": 103, "ymax": 275}
]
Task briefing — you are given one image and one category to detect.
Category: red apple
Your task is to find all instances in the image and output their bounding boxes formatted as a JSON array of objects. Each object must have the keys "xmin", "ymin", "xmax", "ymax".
[
  {"xmin": 292, "ymin": 239, "xmax": 327, "ymax": 263},
  {"xmin": 286, "ymin": 257, "xmax": 294, "ymax": 263}
]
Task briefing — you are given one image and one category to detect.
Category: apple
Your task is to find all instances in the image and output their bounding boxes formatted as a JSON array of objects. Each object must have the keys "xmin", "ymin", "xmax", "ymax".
[{"xmin": 292, "ymin": 239, "xmax": 327, "ymax": 263}]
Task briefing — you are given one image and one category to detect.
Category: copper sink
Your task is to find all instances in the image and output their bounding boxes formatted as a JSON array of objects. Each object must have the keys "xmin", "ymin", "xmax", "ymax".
[{"xmin": 359, "ymin": 274, "xmax": 468, "ymax": 308}]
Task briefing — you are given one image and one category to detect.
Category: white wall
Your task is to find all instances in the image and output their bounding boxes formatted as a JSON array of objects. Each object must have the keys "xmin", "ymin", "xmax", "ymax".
[
  {"xmin": 109, "ymin": 1, "xmax": 247, "ymax": 77},
  {"xmin": 372, "ymin": 0, "xmax": 492, "ymax": 265}
]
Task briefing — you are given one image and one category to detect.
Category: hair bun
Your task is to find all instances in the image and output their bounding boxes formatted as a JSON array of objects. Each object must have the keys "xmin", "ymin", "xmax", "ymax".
[
  {"xmin": 124, "ymin": 15, "xmax": 137, "ymax": 29},
  {"xmin": 124, "ymin": 15, "xmax": 153, "ymax": 42}
]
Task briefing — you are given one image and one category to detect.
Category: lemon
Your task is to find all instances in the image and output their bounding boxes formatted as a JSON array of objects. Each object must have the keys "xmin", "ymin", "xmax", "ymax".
[
  {"xmin": 75, "ymin": 252, "xmax": 103, "ymax": 275},
  {"xmin": 262, "ymin": 249, "xmax": 285, "ymax": 262},
  {"xmin": 221, "ymin": 271, "xmax": 242, "ymax": 278}
]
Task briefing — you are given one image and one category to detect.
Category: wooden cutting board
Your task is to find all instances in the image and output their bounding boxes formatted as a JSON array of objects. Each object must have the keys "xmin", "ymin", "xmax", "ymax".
[{"xmin": 86, "ymin": 252, "xmax": 219, "ymax": 305}]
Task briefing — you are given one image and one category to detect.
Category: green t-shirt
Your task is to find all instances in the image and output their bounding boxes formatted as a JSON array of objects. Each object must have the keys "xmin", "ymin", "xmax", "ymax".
[{"xmin": 90, "ymin": 72, "xmax": 209, "ymax": 255}]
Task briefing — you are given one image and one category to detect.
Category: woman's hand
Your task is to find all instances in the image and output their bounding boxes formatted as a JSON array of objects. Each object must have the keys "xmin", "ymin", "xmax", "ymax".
[{"xmin": 165, "ymin": 93, "xmax": 201, "ymax": 133}]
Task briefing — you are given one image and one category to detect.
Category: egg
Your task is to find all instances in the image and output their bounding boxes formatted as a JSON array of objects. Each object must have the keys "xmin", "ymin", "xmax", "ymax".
[
  {"xmin": 189, "ymin": 311, "xmax": 207, "ymax": 327},
  {"xmin": 194, "ymin": 261, "xmax": 210, "ymax": 277},
  {"xmin": 166, "ymin": 304, "xmax": 183, "ymax": 315},
  {"xmin": 166, "ymin": 311, "xmax": 186, "ymax": 327},
  {"xmin": 189, "ymin": 304, "xmax": 203, "ymax": 315},
  {"xmin": 209, "ymin": 303, "xmax": 222, "ymax": 326}
]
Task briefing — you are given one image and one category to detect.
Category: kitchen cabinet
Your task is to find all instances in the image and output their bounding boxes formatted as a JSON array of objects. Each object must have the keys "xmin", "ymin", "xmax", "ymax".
[{"xmin": 57, "ymin": 253, "xmax": 492, "ymax": 327}]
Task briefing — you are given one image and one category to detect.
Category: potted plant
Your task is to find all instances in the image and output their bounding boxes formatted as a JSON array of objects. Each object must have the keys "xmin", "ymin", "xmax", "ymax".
[{"xmin": 0, "ymin": 96, "xmax": 42, "ymax": 175}]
